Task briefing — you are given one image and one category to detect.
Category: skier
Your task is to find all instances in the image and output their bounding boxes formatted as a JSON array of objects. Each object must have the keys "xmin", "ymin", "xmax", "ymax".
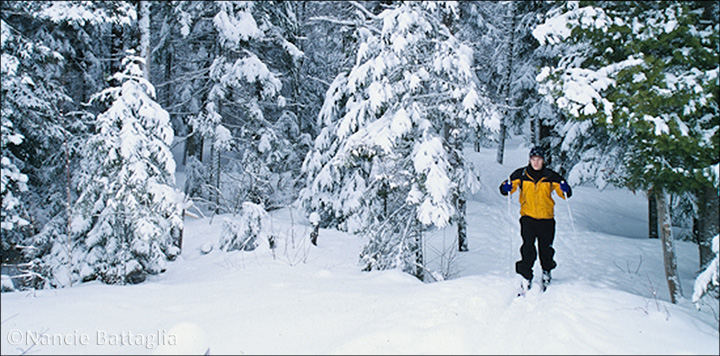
[{"xmin": 499, "ymin": 146, "xmax": 572, "ymax": 294}]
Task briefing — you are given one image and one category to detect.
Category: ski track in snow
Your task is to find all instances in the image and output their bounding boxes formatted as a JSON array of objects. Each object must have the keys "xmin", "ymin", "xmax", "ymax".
[{"xmin": 1, "ymin": 139, "xmax": 718, "ymax": 355}]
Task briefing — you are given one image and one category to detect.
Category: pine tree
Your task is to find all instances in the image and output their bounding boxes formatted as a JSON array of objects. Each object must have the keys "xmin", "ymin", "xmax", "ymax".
[
  {"xmin": 535, "ymin": 1, "xmax": 719, "ymax": 303},
  {"xmin": 67, "ymin": 51, "xmax": 183, "ymax": 285}
]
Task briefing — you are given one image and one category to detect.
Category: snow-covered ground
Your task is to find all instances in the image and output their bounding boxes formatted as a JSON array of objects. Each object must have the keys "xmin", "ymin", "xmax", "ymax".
[{"xmin": 2, "ymin": 139, "xmax": 718, "ymax": 355}]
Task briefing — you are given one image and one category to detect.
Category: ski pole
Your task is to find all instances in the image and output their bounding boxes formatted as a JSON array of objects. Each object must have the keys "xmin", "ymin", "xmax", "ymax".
[
  {"xmin": 507, "ymin": 187, "xmax": 511, "ymax": 218},
  {"xmin": 506, "ymin": 177, "xmax": 515, "ymax": 275},
  {"xmin": 505, "ymin": 177, "xmax": 513, "ymax": 219},
  {"xmin": 563, "ymin": 190, "xmax": 578, "ymax": 239}
]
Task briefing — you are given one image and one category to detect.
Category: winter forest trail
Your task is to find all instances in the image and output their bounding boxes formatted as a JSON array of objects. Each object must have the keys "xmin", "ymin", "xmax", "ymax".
[
  {"xmin": 420, "ymin": 138, "xmax": 720, "ymax": 354},
  {"xmin": 1, "ymin": 139, "xmax": 719, "ymax": 355}
]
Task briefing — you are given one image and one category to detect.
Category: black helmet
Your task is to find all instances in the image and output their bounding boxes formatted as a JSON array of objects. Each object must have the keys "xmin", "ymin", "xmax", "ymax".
[{"xmin": 529, "ymin": 146, "xmax": 545, "ymax": 159}]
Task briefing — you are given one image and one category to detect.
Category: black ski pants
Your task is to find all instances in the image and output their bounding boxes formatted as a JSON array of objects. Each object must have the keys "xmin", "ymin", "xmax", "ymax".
[{"xmin": 515, "ymin": 216, "xmax": 557, "ymax": 281}]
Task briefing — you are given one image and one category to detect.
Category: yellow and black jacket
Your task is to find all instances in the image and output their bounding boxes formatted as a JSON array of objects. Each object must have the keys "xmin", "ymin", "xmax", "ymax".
[{"xmin": 499, "ymin": 166, "xmax": 571, "ymax": 220}]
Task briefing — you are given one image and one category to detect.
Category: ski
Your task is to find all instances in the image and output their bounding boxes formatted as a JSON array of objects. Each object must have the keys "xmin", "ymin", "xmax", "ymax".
[
  {"xmin": 541, "ymin": 271, "xmax": 551, "ymax": 292},
  {"xmin": 517, "ymin": 279, "xmax": 531, "ymax": 297}
]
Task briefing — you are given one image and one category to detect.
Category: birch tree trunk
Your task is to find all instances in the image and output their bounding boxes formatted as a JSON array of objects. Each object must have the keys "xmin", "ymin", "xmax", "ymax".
[
  {"xmin": 656, "ymin": 188, "xmax": 683, "ymax": 303},
  {"xmin": 496, "ymin": 121, "xmax": 507, "ymax": 164},
  {"xmin": 137, "ymin": 1, "xmax": 151, "ymax": 81}
]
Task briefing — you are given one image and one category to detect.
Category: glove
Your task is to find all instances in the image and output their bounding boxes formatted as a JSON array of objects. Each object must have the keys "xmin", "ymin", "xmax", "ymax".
[
  {"xmin": 559, "ymin": 181, "xmax": 571, "ymax": 197},
  {"xmin": 501, "ymin": 180, "xmax": 512, "ymax": 194},
  {"xmin": 559, "ymin": 181, "xmax": 570, "ymax": 193}
]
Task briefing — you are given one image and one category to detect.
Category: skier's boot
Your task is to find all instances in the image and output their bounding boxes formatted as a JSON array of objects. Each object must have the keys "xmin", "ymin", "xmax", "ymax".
[
  {"xmin": 518, "ymin": 277, "xmax": 532, "ymax": 297},
  {"xmin": 541, "ymin": 270, "xmax": 551, "ymax": 292}
]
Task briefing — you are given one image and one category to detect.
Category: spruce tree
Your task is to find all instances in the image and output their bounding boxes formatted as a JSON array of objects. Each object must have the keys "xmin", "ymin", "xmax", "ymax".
[
  {"xmin": 68, "ymin": 51, "xmax": 183, "ymax": 285},
  {"xmin": 1, "ymin": 14, "xmax": 71, "ymax": 286},
  {"xmin": 300, "ymin": 2, "xmax": 495, "ymax": 279}
]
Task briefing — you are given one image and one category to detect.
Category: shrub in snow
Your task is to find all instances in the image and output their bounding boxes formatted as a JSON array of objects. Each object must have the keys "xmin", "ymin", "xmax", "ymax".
[
  {"xmin": 219, "ymin": 202, "xmax": 269, "ymax": 252},
  {"xmin": 1, "ymin": 274, "xmax": 16, "ymax": 292},
  {"xmin": 309, "ymin": 212, "xmax": 320, "ymax": 245}
]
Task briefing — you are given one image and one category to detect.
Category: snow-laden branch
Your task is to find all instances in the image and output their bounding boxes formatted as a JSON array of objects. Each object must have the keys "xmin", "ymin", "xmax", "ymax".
[
  {"xmin": 693, "ymin": 234, "xmax": 719, "ymax": 307},
  {"xmin": 537, "ymin": 56, "xmax": 643, "ymax": 120},
  {"xmin": 348, "ymin": 1, "xmax": 380, "ymax": 21},
  {"xmin": 308, "ymin": 16, "xmax": 356, "ymax": 27}
]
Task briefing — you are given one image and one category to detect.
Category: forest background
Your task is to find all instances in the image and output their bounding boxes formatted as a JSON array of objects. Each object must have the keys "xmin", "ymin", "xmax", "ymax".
[{"xmin": 1, "ymin": 1, "xmax": 718, "ymax": 307}]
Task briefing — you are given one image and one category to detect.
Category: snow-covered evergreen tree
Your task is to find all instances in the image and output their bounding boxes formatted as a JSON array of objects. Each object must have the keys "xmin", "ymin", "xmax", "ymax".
[
  {"xmin": 300, "ymin": 2, "xmax": 496, "ymax": 279},
  {"xmin": 1, "ymin": 15, "xmax": 71, "ymax": 284},
  {"xmin": 1, "ymin": 1, "xmax": 138, "ymax": 289},
  {"xmin": 0, "ymin": 113, "xmax": 29, "ymax": 235},
  {"xmin": 183, "ymin": 155, "xmax": 207, "ymax": 199},
  {"xmin": 531, "ymin": 2, "xmax": 627, "ymax": 185},
  {"xmin": 175, "ymin": 1, "xmax": 303, "ymax": 213},
  {"xmin": 66, "ymin": 51, "xmax": 183, "ymax": 285},
  {"xmin": 1, "ymin": 20, "xmax": 31, "ymax": 239},
  {"xmin": 534, "ymin": 1, "xmax": 719, "ymax": 303}
]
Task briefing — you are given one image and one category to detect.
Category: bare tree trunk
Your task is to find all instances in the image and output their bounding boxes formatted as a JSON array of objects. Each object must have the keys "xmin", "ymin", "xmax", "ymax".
[
  {"xmin": 215, "ymin": 146, "xmax": 221, "ymax": 212},
  {"xmin": 532, "ymin": 115, "xmax": 540, "ymax": 146},
  {"xmin": 696, "ymin": 185, "xmax": 719, "ymax": 268},
  {"xmin": 656, "ymin": 188, "xmax": 683, "ymax": 304},
  {"xmin": 164, "ymin": 47, "xmax": 172, "ymax": 107},
  {"xmin": 446, "ymin": 117, "xmax": 468, "ymax": 252},
  {"xmin": 177, "ymin": 209, "xmax": 184, "ymax": 254},
  {"xmin": 415, "ymin": 227, "xmax": 424, "ymax": 281},
  {"xmin": 457, "ymin": 196, "xmax": 467, "ymax": 252},
  {"xmin": 648, "ymin": 188, "xmax": 658, "ymax": 239},
  {"xmin": 310, "ymin": 223, "xmax": 319, "ymax": 246},
  {"xmin": 496, "ymin": 2, "xmax": 517, "ymax": 165},
  {"xmin": 63, "ymin": 119, "xmax": 73, "ymax": 288},
  {"xmin": 409, "ymin": 216, "xmax": 424, "ymax": 281}
]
